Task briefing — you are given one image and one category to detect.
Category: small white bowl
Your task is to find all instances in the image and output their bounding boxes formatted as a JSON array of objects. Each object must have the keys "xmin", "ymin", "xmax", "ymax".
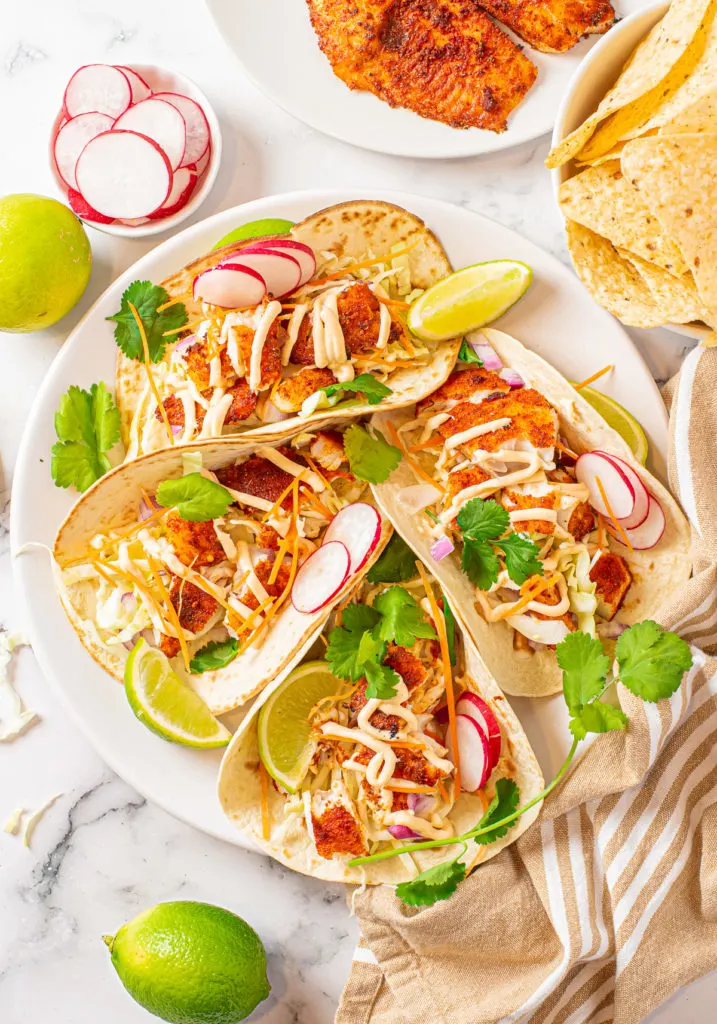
[
  {"xmin": 550, "ymin": 1, "xmax": 709, "ymax": 341},
  {"xmin": 50, "ymin": 63, "xmax": 222, "ymax": 238}
]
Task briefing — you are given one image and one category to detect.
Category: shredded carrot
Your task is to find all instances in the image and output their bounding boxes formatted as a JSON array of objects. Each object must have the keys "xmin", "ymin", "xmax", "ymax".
[
  {"xmin": 156, "ymin": 297, "xmax": 187, "ymax": 313},
  {"xmin": 310, "ymin": 241, "xmax": 419, "ymax": 286},
  {"xmin": 128, "ymin": 301, "xmax": 174, "ymax": 447},
  {"xmin": 300, "ymin": 485, "xmax": 333, "ymax": 521},
  {"xmin": 91, "ymin": 557, "xmax": 174, "ymax": 634},
  {"xmin": 303, "ymin": 454, "xmax": 337, "ymax": 497},
  {"xmin": 595, "ymin": 475, "xmax": 633, "ymax": 551},
  {"xmin": 494, "ymin": 573, "xmax": 561, "ymax": 620},
  {"xmin": 233, "ymin": 594, "xmax": 275, "ymax": 643},
  {"xmin": 268, "ymin": 536, "xmax": 290, "ymax": 586},
  {"xmin": 376, "ymin": 296, "xmax": 411, "ymax": 309},
  {"xmin": 146, "ymin": 555, "xmax": 191, "ymax": 673},
  {"xmin": 409, "ymin": 436, "xmax": 443, "ymax": 452},
  {"xmin": 384, "ymin": 783, "xmax": 437, "ymax": 794},
  {"xmin": 395, "ymin": 317, "xmax": 416, "ymax": 356},
  {"xmin": 438, "ymin": 778, "xmax": 450, "ymax": 804},
  {"xmin": 104, "ymin": 505, "xmax": 167, "ymax": 544},
  {"xmin": 385, "ymin": 740, "xmax": 427, "ymax": 750},
  {"xmin": 386, "ymin": 421, "xmax": 445, "ymax": 493},
  {"xmin": 87, "ymin": 557, "xmax": 118, "ymax": 588},
  {"xmin": 574, "ymin": 365, "xmax": 613, "ymax": 390},
  {"xmin": 259, "ymin": 762, "xmax": 270, "ymax": 840},
  {"xmin": 416, "ymin": 561, "xmax": 460, "ymax": 795},
  {"xmin": 162, "ymin": 324, "xmax": 192, "ymax": 338},
  {"xmin": 263, "ymin": 473, "xmax": 303, "ymax": 521},
  {"xmin": 555, "ymin": 441, "xmax": 578, "ymax": 460},
  {"xmin": 319, "ymin": 633, "xmax": 328, "ymax": 647},
  {"xmin": 596, "ymin": 511, "xmax": 608, "ymax": 550}
]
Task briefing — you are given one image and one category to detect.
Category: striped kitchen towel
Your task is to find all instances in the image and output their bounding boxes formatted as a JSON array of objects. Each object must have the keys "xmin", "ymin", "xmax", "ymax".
[{"xmin": 337, "ymin": 344, "xmax": 717, "ymax": 1024}]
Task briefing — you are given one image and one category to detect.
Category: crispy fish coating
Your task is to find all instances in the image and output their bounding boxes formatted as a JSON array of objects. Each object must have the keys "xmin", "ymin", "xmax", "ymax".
[
  {"xmin": 355, "ymin": 743, "xmax": 447, "ymax": 785},
  {"xmin": 156, "ymin": 394, "xmax": 206, "ymax": 430},
  {"xmin": 237, "ymin": 557, "xmax": 293, "ymax": 612},
  {"xmin": 160, "ymin": 575, "xmax": 219, "ymax": 657},
  {"xmin": 529, "ymin": 580, "xmax": 575, "ymax": 634},
  {"xmin": 164, "ymin": 512, "xmax": 226, "ymax": 567},
  {"xmin": 445, "ymin": 464, "xmax": 490, "ymax": 508},
  {"xmin": 289, "ymin": 283, "xmax": 397, "ymax": 365},
  {"xmin": 475, "ymin": 0, "xmax": 614, "ymax": 53},
  {"xmin": 348, "ymin": 643, "xmax": 428, "ymax": 735},
  {"xmin": 309, "ymin": 430, "xmax": 348, "ymax": 473},
  {"xmin": 224, "ymin": 379, "xmax": 259, "ymax": 423},
  {"xmin": 567, "ymin": 500, "xmax": 596, "ymax": 541},
  {"xmin": 589, "ymin": 551, "xmax": 632, "ymax": 620},
  {"xmin": 216, "ymin": 448, "xmax": 305, "ymax": 508},
  {"xmin": 440, "ymin": 388, "xmax": 558, "ymax": 455},
  {"xmin": 234, "ymin": 321, "xmax": 283, "ymax": 392},
  {"xmin": 310, "ymin": 787, "xmax": 367, "ymax": 858},
  {"xmin": 417, "ymin": 367, "xmax": 510, "ymax": 415},
  {"xmin": 183, "ymin": 338, "xmax": 237, "ymax": 390},
  {"xmin": 503, "ymin": 487, "xmax": 558, "ymax": 535},
  {"xmin": 272, "ymin": 367, "xmax": 337, "ymax": 413},
  {"xmin": 306, "ymin": 0, "xmax": 538, "ymax": 132}
]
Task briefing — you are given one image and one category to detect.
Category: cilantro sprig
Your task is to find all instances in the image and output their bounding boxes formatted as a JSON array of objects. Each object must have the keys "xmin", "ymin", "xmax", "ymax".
[
  {"xmin": 367, "ymin": 533, "xmax": 417, "ymax": 584},
  {"xmin": 107, "ymin": 280, "xmax": 187, "ymax": 363},
  {"xmin": 325, "ymin": 586, "xmax": 436, "ymax": 700},
  {"xmin": 190, "ymin": 637, "xmax": 239, "ymax": 674},
  {"xmin": 350, "ymin": 620, "xmax": 692, "ymax": 907},
  {"xmin": 457, "ymin": 497, "xmax": 543, "ymax": 590},
  {"xmin": 51, "ymin": 382, "xmax": 120, "ymax": 492},
  {"xmin": 344, "ymin": 423, "xmax": 401, "ymax": 484},
  {"xmin": 156, "ymin": 473, "xmax": 233, "ymax": 523},
  {"xmin": 321, "ymin": 373, "xmax": 392, "ymax": 407},
  {"xmin": 458, "ymin": 339, "xmax": 483, "ymax": 365}
]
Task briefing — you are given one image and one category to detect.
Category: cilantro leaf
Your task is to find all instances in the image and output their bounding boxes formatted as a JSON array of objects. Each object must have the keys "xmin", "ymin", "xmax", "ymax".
[
  {"xmin": 51, "ymin": 382, "xmax": 120, "ymax": 492},
  {"xmin": 367, "ymin": 533, "xmax": 417, "ymax": 584},
  {"xmin": 471, "ymin": 777, "xmax": 520, "ymax": 845},
  {"xmin": 364, "ymin": 660, "xmax": 402, "ymax": 700},
  {"xmin": 616, "ymin": 621, "xmax": 692, "ymax": 703},
  {"xmin": 443, "ymin": 598, "xmax": 456, "ymax": 666},
  {"xmin": 497, "ymin": 533, "xmax": 543, "ymax": 586},
  {"xmin": 557, "ymin": 631, "xmax": 610, "ymax": 713},
  {"xmin": 190, "ymin": 638, "xmax": 239, "ymax": 674},
  {"xmin": 458, "ymin": 339, "xmax": 483, "ymax": 365},
  {"xmin": 457, "ymin": 497, "xmax": 510, "ymax": 544},
  {"xmin": 461, "ymin": 538, "xmax": 500, "ymax": 590},
  {"xmin": 322, "ymin": 373, "xmax": 392, "ymax": 407},
  {"xmin": 344, "ymin": 424, "xmax": 401, "ymax": 484},
  {"xmin": 156, "ymin": 473, "xmax": 233, "ymax": 522},
  {"xmin": 326, "ymin": 612, "xmax": 383, "ymax": 682},
  {"xmin": 107, "ymin": 280, "xmax": 187, "ymax": 363},
  {"xmin": 569, "ymin": 701, "xmax": 628, "ymax": 741},
  {"xmin": 395, "ymin": 856, "xmax": 466, "ymax": 907},
  {"xmin": 342, "ymin": 604, "xmax": 380, "ymax": 634},
  {"xmin": 373, "ymin": 587, "xmax": 436, "ymax": 647}
]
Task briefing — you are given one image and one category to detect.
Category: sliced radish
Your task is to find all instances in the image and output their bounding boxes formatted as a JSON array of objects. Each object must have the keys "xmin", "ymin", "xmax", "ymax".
[
  {"xmin": 248, "ymin": 239, "xmax": 316, "ymax": 286},
  {"xmin": 323, "ymin": 503, "xmax": 382, "ymax": 575},
  {"xmin": 115, "ymin": 65, "xmax": 151, "ymax": 103},
  {"xmin": 148, "ymin": 166, "xmax": 197, "ymax": 220},
  {"xmin": 609, "ymin": 495, "xmax": 666, "ymax": 550},
  {"xmin": 54, "ymin": 111, "xmax": 114, "ymax": 189},
  {"xmin": 152, "ymin": 92, "xmax": 210, "ymax": 167},
  {"xmin": 75, "ymin": 131, "xmax": 172, "ymax": 219},
  {"xmin": 225, "ymin": 250, "xmax": 301, "ymax": 299},
  {"xmin": 113, "ymin": 98, "xmax": 186, "ymax": 171},
  {"xmin": 67, "ymin": 187, "xmax": 114, "ymax": 225},
  {"xmin": 193, "ymin": 264, "xmax": 266, "ymax": 307},
  {"xmin": 446, "ymin": 715, "xmax": 491, "ymax": 793},
  {"xmin": 592, "ymin": 451, "xmax": 650, "ymax": 529},
  {"xmin": 291, "ymin": 541, "xmax": 351, "ymax": 614},
  {"xmin": 507, "ymin": 613, "xmax": 572, "ymax": 647},
  {"xmin": 575, "ymin": 451, "xmax": 635, "ymax": 520},
  {"xmin": 195, "ymin": 143, "xmax": 212, "ymax": 178},
  {"xmin": 456, "ymin": 693, "xmax": 501, "ymax": 770},
  {"xmin": 64, "ymin": 64, "xmax": 132, "ymax": 119}
]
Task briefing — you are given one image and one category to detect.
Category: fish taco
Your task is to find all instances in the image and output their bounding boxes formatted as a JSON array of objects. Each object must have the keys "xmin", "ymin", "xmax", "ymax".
[
  {"xmin": 53, "ymin": 426, "xmax": 392, "ymax": 715},
  {"xmin": 217, "ymin": 563, "xmax": 543, "ymax": 884},
  {"xmin": 116, "ymin": 200, "xmax": 458, "ymax": 458},
  {"xmin": 368, "ymin": 328, "xmax": 691, "ymax": 697}
]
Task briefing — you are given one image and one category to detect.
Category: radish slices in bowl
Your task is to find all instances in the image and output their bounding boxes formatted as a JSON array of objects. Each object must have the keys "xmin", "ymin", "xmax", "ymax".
[
  {"xmin": 50, "ymin": 63, "xmax": 220, "ymax": 236},
  {"xmin": 575, "ymin": 450, "xmax": 666, "ymax": 550}
]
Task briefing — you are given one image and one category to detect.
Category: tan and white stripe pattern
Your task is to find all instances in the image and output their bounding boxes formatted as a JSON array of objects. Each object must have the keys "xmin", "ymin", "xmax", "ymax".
[{"xmin": 337, "ymin": 348, "xmax": 717, "ymax": 1024}]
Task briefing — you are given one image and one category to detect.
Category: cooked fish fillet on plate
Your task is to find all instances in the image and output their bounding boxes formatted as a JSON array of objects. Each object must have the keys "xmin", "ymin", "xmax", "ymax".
[{"xmin": 475, "ymin": 0, "xmax": 615, "ymax": 53}]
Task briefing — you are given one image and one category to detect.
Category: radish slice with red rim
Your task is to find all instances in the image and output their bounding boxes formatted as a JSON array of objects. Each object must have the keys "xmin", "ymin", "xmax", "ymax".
[
  {"xmin": 456, "ymin": 693, "xmax": 501, "ymax": 770},
  {"xmin": 75, "ymin": 131, "xmax": 172, "ymax": 219},
  {"xmin": 152, "ymin": 92, "xmax": 210, "ymax": 167},
  {"xmin": 64, "ymin": 64, "xmax": 132, "ymax": 119},
  {"xmin": 113, "ymin": 98, "xmax": 186, "ymax": 171},
  {"xmin": 67, "ymin": 187, "xmax": 114, "ymax": 224},
  {"xmin": 148, "ymin": 166, "xmax": 197, "ymax": 220},
  {"xmin": 54, "ymin": 111, "xmax": 115, "ymax": 190},
  {"xmin": 225, "ymin": 250, "xmax": 301, "ymax": 299},
  {"xmin": 592, "ymin": 451, "xmax": 650, "ymax": 529},
  {"xmin": 608, "ymin": 495, "xmax": 665, "ymax": 550},
  {"xmin": 575, "ymin": 451, "xmax": 635, "ymax": 520},
  {"xmin": 446, "ymin": 714, "xmax": 491, "ymax": 793},
  {"xmin": 322, "ymin": 503, "xmax": 382, "ymax": 574},
  {"xmin": 193, "ymin": 264, "xmax": 266, "ymax": 307},
  {"xmin": 116, "ymin": 66, "xmax": 151, "ymax": 103},
  {"xmin": 245, "ymin": 239, "xmax": 316, "ymax": 286},
  {"xmin": 291, "ymin": 541, "xmax": 351, "ymax": 614}
]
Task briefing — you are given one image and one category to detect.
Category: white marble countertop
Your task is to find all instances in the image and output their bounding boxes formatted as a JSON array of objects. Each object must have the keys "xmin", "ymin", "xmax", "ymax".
[{"xmin": 0, "ymin": 1, "xmax": 712, "ymax": 1022}]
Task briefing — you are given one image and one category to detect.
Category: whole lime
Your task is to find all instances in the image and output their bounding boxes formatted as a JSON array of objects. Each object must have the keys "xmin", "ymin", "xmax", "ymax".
[
  {"xmin": 0, "ymin": 193, "xmax": 92, "ymax": 332},
  {"xmin": 104, "ymin": 901, "xmax": 270, "ymax": 1024}
]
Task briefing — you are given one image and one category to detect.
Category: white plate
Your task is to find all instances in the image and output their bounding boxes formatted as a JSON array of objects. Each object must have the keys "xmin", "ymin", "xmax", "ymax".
[
  {"xmin": 11, "ymin": 189, "xmax": 668, "ymax": 846},
  {"xmin": 206, "ymin": 0, "xmax": 645, "ymax": 159}
]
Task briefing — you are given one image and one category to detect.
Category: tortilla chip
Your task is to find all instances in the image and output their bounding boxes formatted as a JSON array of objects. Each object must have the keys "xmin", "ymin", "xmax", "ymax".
[
  {"xmin": 660, "ymin": 85, "xmax": 717, "ymax": 134},
  {"xmin": 559, "ymin": 161, "xmax": 688, "ymax": 275},
  {"xmin": 620, "ymin": 250, "xmax": 716, "ymax": 326},
  {"xmin": 577, "ymin": 0, "xmax": 717, "ymax": 164},
  {"xmin": 546, "ymin": 0, "xmax": 715, "ymax": 168},
  {"xmin": 621, "ymin": 133, "xmax": 717, "ymax": 308},
  {"xmin": 565, "ymin": 220, "xmax": 665, "ymax": 327}
]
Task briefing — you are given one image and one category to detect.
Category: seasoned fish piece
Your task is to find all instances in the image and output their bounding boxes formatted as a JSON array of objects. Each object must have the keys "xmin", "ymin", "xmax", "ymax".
[
  {"xmin": 156, "ymin": 394, "xmax": 206, "ymax": 430},
  {"xmin": 306, "ymin": 0, "xmax": 538, "ymax": 133},
  {"xmin": 236, "ymin": 557, "xmax": 293, "ymax": 612},
  {"xmin": 589, "ymin": 551, "xmax": 632, "ymax": 620},
  {"xmin": 567, "ymin": 500, "xmax": 596, "ymax": 541},
  {"xmin": 183, "ymin": 337, "xmax": 237, "ymax": 390},
  {"xmin": 234, "ymin": 322, "xmax": 282, "ymax": 392},
  {"xmin": 272, "ymin": 367, "xmax": 337, "ymax": 413},
  {"xmin": 503, "ymin": 487, "xmax": 558, "ymax": 535},
  {"xmin": 309, "ymin": 430, "xmax": 348, "ymax": 473},
  {"xmin": 160, "ymin": 575, "xmax": 219, "ymax": 657},
  {"xmin": 475, "ymin": 0, "xmax": 614, "ymax": 53},
  {"xmin": 224, "ymin": 379, "xmax": 259, "ymax": 423},
  {"xmin": 310, "ymin": 783, "xmax": 367, "ymax": 858},
  {"xmin": 445, "ymin": 464, "xmax": 490, "ymax": 508},
  {"xmin": 417, "ymin": 367, "xmax": 510, "ymax": 416},
  {"xmin": 290, "ymin": 283, "xmax": 397, "ymax": 366},
  {"xmin": 216, "ymin": 448, "xmax": 305, "ymax": 508},
  {"xmin": 164, "ymin": 512, "xmax": 225, "ymax": 567},
  {"xmin": 440, "ymin": 388, "xmax": 558, "ymax": 456}
]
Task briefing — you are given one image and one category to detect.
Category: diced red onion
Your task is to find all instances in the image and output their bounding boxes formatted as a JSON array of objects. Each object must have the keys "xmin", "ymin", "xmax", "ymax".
[
  {"xmin": 407, "ymin": 793, "xmax": 435, "ymax": 814},
  {"xmin": 527, "ymin": 639, "xmax": 547, "ymax": 652},
  {"xmin": 173, "ymin": 333, "xmax": 198, "ymax": 355},
  {"xmin": 171, "ymin": 424, "xmax": 183, "ymax": 436},
  {"xmin": 499, "ymin": 368, "xmax": 524, "ymax": 389},
  {"xmin": 469, "ymin": 340, "xmax": 502, "ymax": 370},
  {"xmin": 430, "ymin": 533, "xmax": 455, "ymax": 562},
  {"xmin": 120, "ymin": 591, "xmax": 137, "ymax": 610},
  {"xmin": 387, "ymin": 825, "xmax": 422, "ymax": 840},
  {"xmin": 138, "ymin": 495, "xmax": 160, "ymax": 521}
]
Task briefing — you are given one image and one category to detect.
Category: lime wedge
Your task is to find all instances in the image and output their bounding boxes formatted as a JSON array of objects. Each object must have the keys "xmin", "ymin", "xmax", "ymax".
[
  {"xmin": 407, "ymin": 260, "xmax": 532, "ymax": 342},
  {"xmin": 124, "ymin": 640, "xmax": 230, "ymax": 748},
  {"xmin": 257, "ymin": 661, "xmax": 347, "ymax": 792},
  {"xmin": 576, "ymin": 385, "xmax": 649, "ymax": 465},
  {"xmin": 212, "ymin": 218, "xmax": 295, "ymax": 251}
]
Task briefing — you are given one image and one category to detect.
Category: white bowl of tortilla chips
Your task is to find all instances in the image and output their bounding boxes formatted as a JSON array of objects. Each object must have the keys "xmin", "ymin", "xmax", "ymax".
[{"xmin": 549, "ymin": 0, "xmax": 717, "ymax": 341}]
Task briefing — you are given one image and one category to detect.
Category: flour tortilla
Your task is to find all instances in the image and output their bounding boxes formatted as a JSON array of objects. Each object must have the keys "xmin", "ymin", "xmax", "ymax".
[
  {"xmin": 217, "ymin": 621, "xmax": 544, "ymax": 885},
  {"xmin": 116, "ymin": 200, "xmax": 458, "ymax": 453},
  {"xmin": 369, "ymin": 328, "xmax": 692, "ymax": 698},
  {"xmin": 53, "ymin": 438, "xmax": 391, "ymax": 715}
]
